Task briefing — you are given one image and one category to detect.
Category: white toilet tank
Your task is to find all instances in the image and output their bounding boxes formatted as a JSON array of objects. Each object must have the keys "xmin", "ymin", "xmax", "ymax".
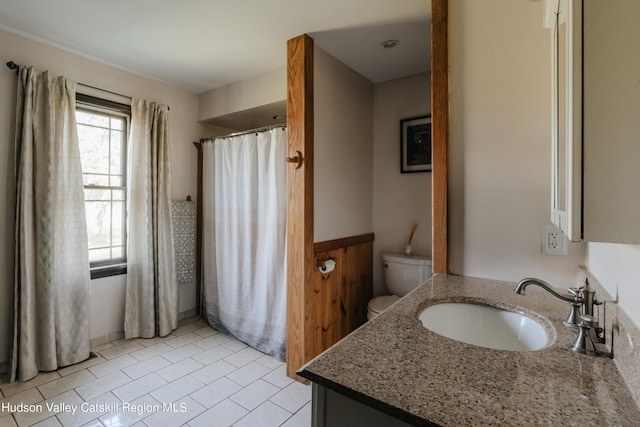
[{"xmin": 382, "ymin": 253, "xmax": 432, "ymax": 296}]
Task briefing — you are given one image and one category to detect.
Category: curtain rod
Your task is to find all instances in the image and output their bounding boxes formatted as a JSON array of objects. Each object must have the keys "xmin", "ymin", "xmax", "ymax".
[
  {"xmin": 199, "ymin": 123, "xmax": 287, "ymax": 144},
  {"xmin": 6, "ymin": 60, "xmax": 169, "ymax": 110}
]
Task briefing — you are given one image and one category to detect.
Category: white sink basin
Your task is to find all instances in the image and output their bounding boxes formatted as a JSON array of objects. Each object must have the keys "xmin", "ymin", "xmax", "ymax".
[{"xmin": 418, "ymin": 302, "xmax": 549, "ymax": 351}]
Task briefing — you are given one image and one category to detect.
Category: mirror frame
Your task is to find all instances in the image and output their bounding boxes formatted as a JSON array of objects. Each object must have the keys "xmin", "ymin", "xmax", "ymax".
[{"xmin": 546, "ymin": 0, "xmax": 582, "ymax": 241}]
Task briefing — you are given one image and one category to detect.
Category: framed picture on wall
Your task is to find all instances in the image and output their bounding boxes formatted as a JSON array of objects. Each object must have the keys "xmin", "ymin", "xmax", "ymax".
[{"xmin": 400, "ymin": 115, "xmax": 432, "ymax": 173}]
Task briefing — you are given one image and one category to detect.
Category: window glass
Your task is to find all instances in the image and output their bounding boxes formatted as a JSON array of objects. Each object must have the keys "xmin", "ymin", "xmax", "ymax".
[{"xmin": 76, "ymin": 102, "xmax": 128, "ymax": 270}]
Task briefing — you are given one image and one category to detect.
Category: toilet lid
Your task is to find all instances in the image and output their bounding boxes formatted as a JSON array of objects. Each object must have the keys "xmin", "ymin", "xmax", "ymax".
[{"xmin": 368, "ymin": 295, "xmax": 400, "ymax": 313}]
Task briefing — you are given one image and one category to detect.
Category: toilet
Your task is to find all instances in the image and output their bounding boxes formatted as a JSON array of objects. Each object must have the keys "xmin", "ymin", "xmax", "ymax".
[{"xmin": 367, "ymin": 253, "xmax": 433, "ymax": 320}]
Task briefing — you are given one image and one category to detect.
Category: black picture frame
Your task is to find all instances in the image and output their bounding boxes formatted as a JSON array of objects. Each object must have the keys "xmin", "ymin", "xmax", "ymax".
[{"xmin": 400, "ymin": 115, "xmax": 432, "ymax": 173}]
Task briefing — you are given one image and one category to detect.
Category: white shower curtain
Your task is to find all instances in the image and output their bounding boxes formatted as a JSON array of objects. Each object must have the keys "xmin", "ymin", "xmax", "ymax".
[{"xmin": 203, "ymin": 128, "xmax": 287, "ymax": 361}]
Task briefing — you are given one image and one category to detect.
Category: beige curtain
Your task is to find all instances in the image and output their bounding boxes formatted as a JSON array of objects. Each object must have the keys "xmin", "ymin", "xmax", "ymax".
[
  {"xmin": 124, "ymin": 99, "xmax": 177, "ymax": 338},
  {"xmin": 11, "ymin": 67, "xmax": 91, "ymax": 382}
]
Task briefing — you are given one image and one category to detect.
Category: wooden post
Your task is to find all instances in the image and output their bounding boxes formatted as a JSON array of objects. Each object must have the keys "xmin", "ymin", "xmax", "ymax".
[
  {"xmin": 431, "ymin": 0, "xmax": 449, "ymax": 274},
  {"xmin": 286, "ymin": 34, "xmax": 314, "ymax": 380}
]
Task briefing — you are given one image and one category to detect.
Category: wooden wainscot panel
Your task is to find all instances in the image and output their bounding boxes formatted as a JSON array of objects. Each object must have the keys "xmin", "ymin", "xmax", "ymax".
[{"xmin": 310, "ymin": 233, "xmax": 374, "ymax": 359}]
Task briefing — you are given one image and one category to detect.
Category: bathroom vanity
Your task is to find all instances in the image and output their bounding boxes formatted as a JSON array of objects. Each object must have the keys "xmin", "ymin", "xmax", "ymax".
[{"xmin": 298, "ymin": 274, "xmax": 640, "ymax": 426}]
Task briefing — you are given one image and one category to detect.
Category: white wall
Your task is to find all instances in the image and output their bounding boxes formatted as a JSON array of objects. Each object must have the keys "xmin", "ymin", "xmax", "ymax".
[
  {"xmin": 372, "ymin": 73, "xmax": 431, "ymax": 295},
  {"xmin": 587, "ymin": 244, "xmax": 640, "ymax": 328},
  {"xmin": 0, "ymin": 28, "xmax": 221, "ymax": 365},
  {"xmin": 314, "ymin": 46, "xmax": 374, "ymax": 242},
  {"xmin": 448, "ymin": 1, "xmax": 640, "ymax": 331},
  {"xmin": 198, "ymin": 67, "xmax": 286, "ymax": 123},
  {"xmin": 448, "ymin": 1, "xmax": 585, "ymax": 284}
]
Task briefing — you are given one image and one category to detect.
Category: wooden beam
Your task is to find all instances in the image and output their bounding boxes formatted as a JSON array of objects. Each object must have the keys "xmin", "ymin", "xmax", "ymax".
[
  {"xmin": 431, "ymin": 0, "xmax": 449, "ymax": 274},
  {"xmin": 286, "ymin": 34, "xmax": 314, "ymax": 380}
]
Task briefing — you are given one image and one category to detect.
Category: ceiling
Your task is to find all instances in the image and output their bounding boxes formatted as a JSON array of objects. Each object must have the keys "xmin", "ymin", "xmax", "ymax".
[{"xmin": 0, "ymin": 0, "xmax": 430, "ymax": 94}]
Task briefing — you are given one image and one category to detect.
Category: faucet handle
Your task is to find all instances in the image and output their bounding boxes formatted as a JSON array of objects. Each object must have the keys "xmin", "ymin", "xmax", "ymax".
[
  {"xmin": 568, "ymin": 287, "xmax": 580, "ymax": 296},
  {"xmin": 579, "ymin": 314, "xmax": 595, "ymax": 328}
]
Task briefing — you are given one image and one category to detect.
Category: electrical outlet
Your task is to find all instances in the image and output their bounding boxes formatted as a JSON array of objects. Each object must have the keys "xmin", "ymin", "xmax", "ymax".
[{"xmin": 541, "ymin": 225, "xmax": 567, "ymax": 255}]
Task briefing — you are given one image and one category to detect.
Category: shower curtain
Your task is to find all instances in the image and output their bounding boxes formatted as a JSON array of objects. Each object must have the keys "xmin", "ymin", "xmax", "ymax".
[{"xmin": 202, "ymin": 127, "xmax": 287, "ymax": 361}]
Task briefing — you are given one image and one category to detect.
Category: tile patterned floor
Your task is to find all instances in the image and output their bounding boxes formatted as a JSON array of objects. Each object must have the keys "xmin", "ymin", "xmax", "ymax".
[{"xmin": 0, "ymin": 318, "xmax": 311, "ymax": 427}]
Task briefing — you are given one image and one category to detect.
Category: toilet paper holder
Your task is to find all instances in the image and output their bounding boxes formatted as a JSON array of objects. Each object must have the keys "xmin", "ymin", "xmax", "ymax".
[{"xmin": 315, "ymin": 254, "xmax": 336, "ymax": 275}]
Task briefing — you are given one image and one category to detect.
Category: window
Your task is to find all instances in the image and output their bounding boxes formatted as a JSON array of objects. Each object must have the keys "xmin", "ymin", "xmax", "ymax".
[{"xmin": 76, "ymin": 94, "xmax": 130, "ymax": 278}]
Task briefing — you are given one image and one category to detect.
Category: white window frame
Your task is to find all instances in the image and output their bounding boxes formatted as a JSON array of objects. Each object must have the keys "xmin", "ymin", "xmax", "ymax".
[{"xmin": 76, "ymin": 94, "xmax": 130, "ymax": 279}]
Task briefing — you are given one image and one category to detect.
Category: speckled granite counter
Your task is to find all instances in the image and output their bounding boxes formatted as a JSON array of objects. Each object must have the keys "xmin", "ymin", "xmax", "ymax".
[{"xmin": 298, "ymin": 274, "xmax": 640, "ymax": 426}]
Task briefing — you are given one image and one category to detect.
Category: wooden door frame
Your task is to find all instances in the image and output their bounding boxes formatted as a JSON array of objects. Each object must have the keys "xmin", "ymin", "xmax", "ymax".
[
  {"xmin": 284, "ymin": 0, "xmax": 449, "ymax": 377},
  {"xmin": 431, "ymin": 0, "xmax": 449, "ymax": 274}
]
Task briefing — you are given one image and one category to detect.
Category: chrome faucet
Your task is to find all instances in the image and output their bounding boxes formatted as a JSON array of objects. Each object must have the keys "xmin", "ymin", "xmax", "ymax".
[
  {"xmin": 514, "ymin": 278, "xmax": 578, "ymax": 302},
  {"xmin": 514, "ymin": 278, "xmax": 583, "ymax": 328},
  {"xmin": 515, "ymin": 277, "xmax": 610, "ymax": 357}
]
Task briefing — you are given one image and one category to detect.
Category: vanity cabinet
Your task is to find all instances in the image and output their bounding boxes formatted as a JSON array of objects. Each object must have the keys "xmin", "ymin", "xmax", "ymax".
[{"xmin": 548, "ymin": 0, "xmax": 640, "ymax": 243}]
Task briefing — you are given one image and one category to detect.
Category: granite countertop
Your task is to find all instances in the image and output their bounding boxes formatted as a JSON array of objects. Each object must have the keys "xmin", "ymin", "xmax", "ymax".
[{"xmin": 298, "ymin": 274, "xmax": 640, "ymax": 426}]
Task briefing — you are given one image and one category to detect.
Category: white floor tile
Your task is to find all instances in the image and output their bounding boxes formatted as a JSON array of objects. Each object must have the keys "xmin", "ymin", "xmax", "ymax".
[
  {"xmin": 135, "ymin": 336, "xmax": 169, "ymax": 348},
  {"xmin": 31, "ymin": 417, "xmax": 61, "ymax": 427},
  {"xmin": 221, "ymin": 340, "xmax": 247, "ymax": 352},
  {"xmin": 75, "ymin": 371, "xmax": 131, "ymax": 401},
  {"xmin": 189, "ymin": 361, "xmax": 236, "ymax": 384},
  {"xmin": 88, "ymin": 354, "xmax": 138, "ymax": 378},
  {"xmin": 233, "ymin": 401, "xmax": 292, "ymax": 427},
  {"xmin": 262, "ymin": 364, "xmax": 294, "ymax": 389},
  {"xmin": 191, "ymin": 335, "xmax": 229, "ymax": 351},
  {"xmin": 156, "ymin": 358, "xmax": 203, "ymax": 382},
  {"xmin": 12, "ymin": 390, "xmax": 83, "ymax": 427},
  {"xmin": 187, "ymin": 399, "xmax": 247, "ymax": 427},
  {"xmin": 229, "ymin": 379, "xmax": 280, "ymax": 411},
  {"xmin": 269, "ymin": 381, "xmax": 312, "ymax": 414},
  {"xmin": 89, "ymin": 342, "xmax": 115, "ymax": 353},
  {"xmin": 189, "ymin": 378, "xmax": 242, "ymax": 409},
  {"xmin": 225, "ymin": 362, "xmax": 271, "ymax": 387},
  {"xmin": 151, "ymin": 376, "xmax": 204, "ymax": 404},
  {"xmin": 164, "ymin": 333, "xmax": 201, "ymax": 349},
  {"xmin": 161, "ymin": 345, "xmax": 202, "ymax": 364},
  {"xmin": 38, "ymin": 370, "xmax": 96, "ymax": 400},
  {"xmin": 0, "ymin": 416, "xmax": 17, "ymax": 427},
  {"xmin": 281, "ymin": 402, "xmax": 312, "ymax": 427},
  {"xmin": 3, "ymin": 323, "xmax": 313, "ymax": 427},
  {"xmin": 191, "ymin": 327, "xmax": 215, "ymax": 338},
  {"xmin": 1, "ymin": 388, "xmax": 44, "ymax": 417},
  {"xmin": 191, "ymin": 346, "xmax": 233, "ymax": 366},
  {"xmin": 255, "ymin": 355, "xmax": 284, "ymax": 370},
  {"xmin": 103, "ymin": 395, "xmax": 152, "ymax": 425},
  {"xmin": 223, "ymin": 347, "xmax": 265, "ymax": 368},
  {"xmin": 99, "ymin": 393, "xmax": 160, "ymax": 427},
  {"xmin": 129, "ymin": 343, "xmax": 173, "ymax": 362},
  {"xmin": 99, "ymin": 342, "xmax": 145, "ymax": 360},
  {"xmin": 170, "ymin": 323, "xmax": 201, "ymax": 337},
  {"xmin": 0, "ymin": 372, "xmax": 61, "ymax": 398},
  {"xmin": 112, "ymin": 373, "xmax": 167, "ymax": 402},
  {"xmin": 57, "ymin": 355, "xmax": 106, "ymax": 377},
  {"xmin": 55, "ymin": 391, "xmax": 119, "ymax": 427},
  {"xmin": 122, "ymin": 357, "xmax": 171, "ymax": 380},
  {"xmin": 142, "ymin": 396, "xmax": 204, "ymax": 427}
]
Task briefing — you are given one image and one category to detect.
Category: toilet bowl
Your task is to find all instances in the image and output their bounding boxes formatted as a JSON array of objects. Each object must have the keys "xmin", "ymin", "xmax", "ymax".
[{"xmin": 367, "ymin": 253, "xmax": 432, "ymax": 320}]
